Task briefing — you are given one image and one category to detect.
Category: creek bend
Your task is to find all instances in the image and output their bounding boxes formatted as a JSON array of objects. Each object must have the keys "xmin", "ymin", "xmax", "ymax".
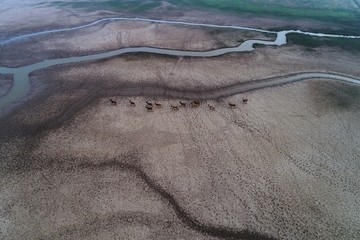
[{"xmin": 1, "ymin": 17, "xmax": 360, "ymax": 109}]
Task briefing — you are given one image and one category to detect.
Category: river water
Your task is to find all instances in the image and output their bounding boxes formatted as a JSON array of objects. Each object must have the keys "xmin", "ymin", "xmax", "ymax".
[{"xmin": 1, "ymin": 17, "xmax": 360, "ymax": 109}]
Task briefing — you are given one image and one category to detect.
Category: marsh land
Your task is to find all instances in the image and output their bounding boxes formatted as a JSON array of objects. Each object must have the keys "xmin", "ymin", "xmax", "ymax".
[{"xmin": 1, "ymin": 1, "xmax": 360, "ymax": 239}]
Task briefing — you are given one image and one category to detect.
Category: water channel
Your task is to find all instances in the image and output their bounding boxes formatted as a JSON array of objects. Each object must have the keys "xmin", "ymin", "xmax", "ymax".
[{"xmin": 1, "ymin": 17, "xmax": 360, "ymax": 109}]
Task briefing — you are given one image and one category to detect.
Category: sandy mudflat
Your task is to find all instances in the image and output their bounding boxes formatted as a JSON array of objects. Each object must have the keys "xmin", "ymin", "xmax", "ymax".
[
  {"xmin": 1, "ymin": 79, "xmax": 359, "ymax": 239},
  {"xmin": 0, "ymin": 3, "xmax": 117, "ymax": 40},
  {"xmin": 1, "ymin": 42, "xmax": 360, "ymax": 240},
  {"xmin": 0, "ymin": 20, "xmax": 275, "ymax": 67},
  {"xmin": 31, "ymin": 44, "xmax": 360, "ymax": 91},
  {"xmin": 1, "ymin": 43, "xmax": 357, "ymax": 132}
]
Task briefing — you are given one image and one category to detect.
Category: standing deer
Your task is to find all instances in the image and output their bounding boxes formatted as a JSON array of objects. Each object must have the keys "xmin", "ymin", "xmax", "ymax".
[
  {"xmin": 129, "ymin": 100, "xmax": 135, "ymax": 106},
  {"xmin": 191, "ymin": 100, "xmax": 200, "ymax": 107},
  {"xmin": 179, "ymin": 101, "xmax": 186, "ymax": 107},
  {"xmin": 171, "ymin": 105, "xmax": 179, "ymax": 111},
  {"xmin": 109, "ymin": 99, "xmax": 117, "ymax": 105},
  {"xmin": 146, "ymin": 105, "xmax": 153, "ymax": 111}
]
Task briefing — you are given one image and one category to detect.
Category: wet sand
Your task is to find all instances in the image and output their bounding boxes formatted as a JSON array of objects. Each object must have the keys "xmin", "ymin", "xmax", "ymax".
[
  {"xmin": 31, "ymin": 44, "xmax": 360, "ymax": 91},
  {"xmin": 1, "ymin": 79, "xmax": 359, "ymax": 239},
  {"xmin": 1, "ymin": 45, "xmax": 360, "ymax": 238}
]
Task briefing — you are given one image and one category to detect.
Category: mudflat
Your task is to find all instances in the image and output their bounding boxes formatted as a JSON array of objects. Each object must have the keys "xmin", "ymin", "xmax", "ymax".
[
  {"xmin": 1, "ymin": 44, "xmax": 360, "ymax": 239},
  {"xmin": 1, "ymin": 78, "xmax": 359, "ymax": 239},
  {"xmin": 1, "ymin": 1, "xmax": 360, "ymax": 240}
]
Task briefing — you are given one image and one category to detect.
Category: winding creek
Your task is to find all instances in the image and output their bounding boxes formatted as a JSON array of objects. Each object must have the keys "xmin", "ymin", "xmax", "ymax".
[{"xmin": 1, "ymin": 17, "xmax": 360, "ymax": 109}]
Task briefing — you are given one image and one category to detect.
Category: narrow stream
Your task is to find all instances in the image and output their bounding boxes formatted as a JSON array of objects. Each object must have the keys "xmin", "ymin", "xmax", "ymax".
[{"xmin": 1, "ymin": 17, "xmax": 360, "ymax": 109}]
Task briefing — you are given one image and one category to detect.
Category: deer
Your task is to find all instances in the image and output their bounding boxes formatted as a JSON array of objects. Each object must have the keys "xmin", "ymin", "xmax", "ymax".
[
  {"xmin": 229, "ymin": 103, "xmax": 236, "ymax": 108},
  {"xmin": 208, "ymin": 104, "xmax": 215, "ymax": 110},
  {"xmin": 242, "ymin": 98, "xmax": 248, "ymax": 104},
  {"xmin": 171, "ymin": 105, "xmax": 179, "ymax": 111},
  {"xmin": 155, "ymin": 102, "xmax": 162, "ymax": 107},
  {"xmin": 146, "ymin": 105, "xmax": 153, "ymax": 111},
  {"xmin": 129, "ymin": 100, "xmax": 135, "ymax": 106},
  {"xmin": 191, "ymin": 100, "xmax": 200, "ymax": 107},
  {"xmin": 109, "ymin": 99, "xmax": 117, "ymax": 105},
  {"xmin": 179, "ymin": 101, "xmax": 186, "ymax": 107},
  {"xmin": 146, "ymin": 101, "xmax": 153, "ymax": 106}
]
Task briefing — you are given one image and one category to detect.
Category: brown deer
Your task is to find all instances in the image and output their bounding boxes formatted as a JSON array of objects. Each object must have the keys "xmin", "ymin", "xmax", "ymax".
[
  {"xmin": 191, "ymin": 100, "xmax": 200, "ymax": 107},
  {"xmin": 146, "ymin": 105, "xmax": 153, "ymax": 111},
  {"xmin": 208, "ymin": 104, "xmax": 215, "ymax": 110},
  {"xmin": 179, "ymin": 101, "xmax": 186, "ymax": 107},
  {"xmin": 129, "ymin": 100, "xmax": 135, "ymax": 106},
  {"xmin": 171, "ymin": 105, "xmax": 179, "ymax": 111},
  {"xmin": 146, "ymin": 101, "xmax": 153, "ymax": 106},
  {"xmin": 229, "ymin": 103, "xmax": 236, "ymax": 108},
  {"xmin": 109, "ymin": 99, "xmax": 117, "ymax": 105},
  {"xmin": 155, "ymin": 102, "xmax": 162, "ymax": 107},
  {"xmin": 242, "ymin": 98, "xmax": 248, "ymax": 104}
]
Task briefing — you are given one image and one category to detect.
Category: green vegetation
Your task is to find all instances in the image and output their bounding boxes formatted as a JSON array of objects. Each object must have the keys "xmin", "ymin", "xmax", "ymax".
[
  {"xmin": 190, "ymin": 0, "xmax": 354, "ymax": 19},
  {"xmin": 287, "ymin": 33, "xmax": 360, "ymax": 52},
  {"xmin": 45, "ymin": 0, "xmax": 360, "ymax": 32},
  {"xmin": 186, "ymin": 0, "xmax": 359, "ymax": 29},
  {"xmin": 46, "ymin": 0, "xmax": 161, "ymax": 13},
  {"xmin": 132, "ymin": 1, "xmax": 162, "ymax": 13}
]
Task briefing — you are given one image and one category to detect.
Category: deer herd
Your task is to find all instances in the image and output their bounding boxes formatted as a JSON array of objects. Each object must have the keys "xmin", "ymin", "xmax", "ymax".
[{"xmin": 109, "ymin": 98, "xmax": 248, "ymax": 111}]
